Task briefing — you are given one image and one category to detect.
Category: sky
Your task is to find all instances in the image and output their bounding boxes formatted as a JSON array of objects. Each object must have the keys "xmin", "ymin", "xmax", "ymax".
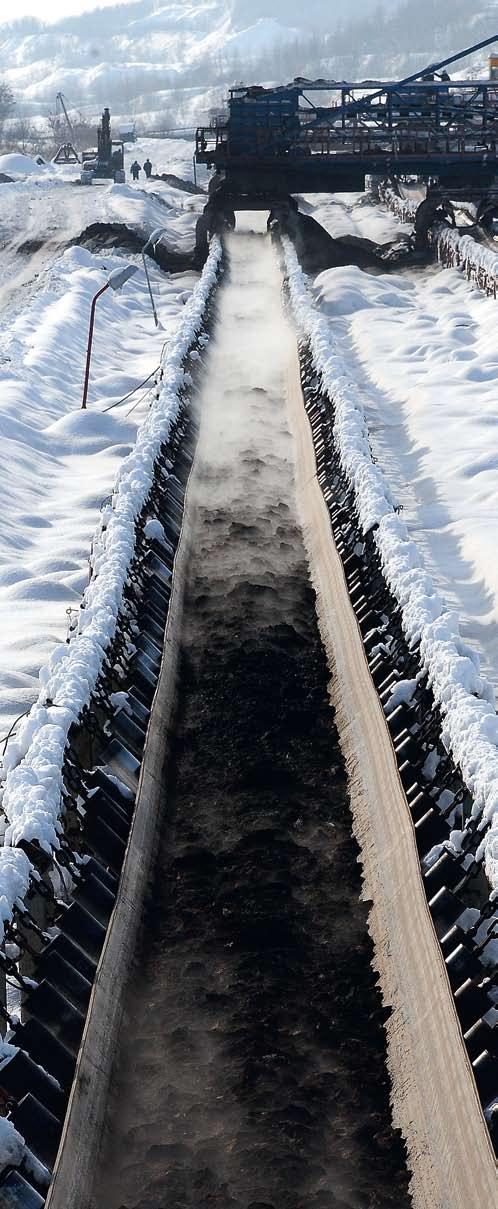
[
  {"xmin": 1, "ymin": 0, "xmax": 133, "ymax": 19},
  {"xmin": 0, "ymin": 0, "xmax": 392, "ymax": 28}
]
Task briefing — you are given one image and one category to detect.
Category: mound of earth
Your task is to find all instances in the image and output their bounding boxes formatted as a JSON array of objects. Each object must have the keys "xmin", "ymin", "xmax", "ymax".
[
  {"xmin": 292, "ymin": 210, "xmax": 420, "ymax": 273},
  {"xmin": 154, "ymin": 172, "xmax": 206, "ymax": 195},
  {"xmin": 74, "ymin": 221, "xmax": 196, "ymax": 270}
]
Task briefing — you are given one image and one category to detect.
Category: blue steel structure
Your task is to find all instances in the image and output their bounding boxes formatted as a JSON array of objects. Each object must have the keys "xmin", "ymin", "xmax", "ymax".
[{"xmin": 195, "ymin": 34, "xmax": 498, "ymax": 225}]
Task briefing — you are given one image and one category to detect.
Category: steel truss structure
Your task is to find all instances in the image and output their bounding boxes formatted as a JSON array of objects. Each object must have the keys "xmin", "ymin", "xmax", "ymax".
[{"xmin": 195, "ymin": 34, "xmax": 498, "ymax": 199}]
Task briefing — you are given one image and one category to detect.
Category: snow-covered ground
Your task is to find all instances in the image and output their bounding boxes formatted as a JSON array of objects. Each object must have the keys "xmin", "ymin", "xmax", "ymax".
[
  {"xmin": 0, "ymin": 138, "xmax": 204, "ymax": 320},
  {"xmin": 284, "ymin": 223, "xmax": 498, "ymax": 889},
  {"xmin": 1, "ymin": 238, "xmax": 222, "ymax": 858},
  {"xmin": 306, "ymin": 194, "xmax": 498, "ymax": 703},
  {"xmin": 305, "ymin": 192, "xmax": 413, "ymax": 244},
  {"xmin": 0, "ymin": 146, "xmax": 203, "ymax": 737},
  {"xmin": 0, "ymin": 238, "xmax": 221, "ymax": 1050},
  {"xmin": 0, "ymin": 137, "xmax": 203, "ymax": 189},
  {"xmin": 126, "ymin": 135, "xmax": 209, "ymax": 186}
]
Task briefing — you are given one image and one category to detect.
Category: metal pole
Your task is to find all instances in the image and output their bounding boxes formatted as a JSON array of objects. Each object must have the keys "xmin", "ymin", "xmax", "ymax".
[
  {"xmin": 141, "ymin": 249, "xmax": 159, "ymax": 327},
  {"xmin": 193, "ymin": 153, "xmax": 197, "ymax": 188},
  {"xmin": 81, "ymin": 283, "xmax": 110, "ymax": 410}
]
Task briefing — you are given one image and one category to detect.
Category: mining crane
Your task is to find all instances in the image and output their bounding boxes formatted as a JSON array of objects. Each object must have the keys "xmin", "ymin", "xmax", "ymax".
[{"xmin": 52, "ymin": 91, "xmax": 80, "ymax": 164}]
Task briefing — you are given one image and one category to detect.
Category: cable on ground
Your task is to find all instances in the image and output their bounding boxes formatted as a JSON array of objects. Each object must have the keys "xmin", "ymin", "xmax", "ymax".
[{"xmin": 102, "ymin": 366, "xmax": 160, "ymax": 412}]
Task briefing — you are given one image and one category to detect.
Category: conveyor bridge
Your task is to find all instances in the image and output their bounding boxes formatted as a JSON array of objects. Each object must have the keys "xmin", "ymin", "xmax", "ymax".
[{"xmin": 196, "ymin": 33, "xmax": 498, "ymax": 219}]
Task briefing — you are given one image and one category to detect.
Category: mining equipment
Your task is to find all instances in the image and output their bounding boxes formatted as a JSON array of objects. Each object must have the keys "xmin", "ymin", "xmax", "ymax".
[
  {"xmin": 80, "ymin": 107, "xmax": 125, "ymax": 185},
  {"xmin": 195, "ymin": 32, "xmax": 498, "ymax": 247},
  {"xmin": 52, "ymin": 92, "xmax": 80, "ymax": 165}
]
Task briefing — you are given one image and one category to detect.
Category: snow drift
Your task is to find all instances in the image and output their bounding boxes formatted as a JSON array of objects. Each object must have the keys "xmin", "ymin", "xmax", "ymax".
[
  {"xmin": 0, "ymin": 236, "xmax": 221, "ymax": 945},
  {"xmin": 283, "ymin": 236, "xmax": 498, "ymax": 894}
]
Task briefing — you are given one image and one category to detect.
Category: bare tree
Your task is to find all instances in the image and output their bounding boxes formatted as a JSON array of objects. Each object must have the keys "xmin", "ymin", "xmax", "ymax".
[
  {"xmin": 69, "ymin": 114, "xmax": 98, "ymax": 153},
  {"xmin": 45, "ymin": 108, "xmax": 97, "ymax": 156},
  {"xmin": 9, "ymin": 116, "xmax": 38, "ymax": 154},
  {"xmin": 46, "ymin": 108, "xmax": 60, "ymax": 143},
  {"xmin": 0, "ymin": 81, "xmax": 15, "ymax": 140}
]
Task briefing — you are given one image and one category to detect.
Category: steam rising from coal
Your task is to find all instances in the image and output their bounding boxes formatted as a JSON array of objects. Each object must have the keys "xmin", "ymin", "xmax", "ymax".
[{"xmin": 186, "ymin": 216, "xmax": 306, "ymax": 642}]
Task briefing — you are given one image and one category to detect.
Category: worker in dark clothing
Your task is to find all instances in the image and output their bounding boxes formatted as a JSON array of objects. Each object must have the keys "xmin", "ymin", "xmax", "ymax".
[
  {"xmin": 130, "ymin": 160, "xmax": 141, "ymax": 181},
  {"xmin": 143, "ymin": 157, "xmax": 152, "ymax": 178}
]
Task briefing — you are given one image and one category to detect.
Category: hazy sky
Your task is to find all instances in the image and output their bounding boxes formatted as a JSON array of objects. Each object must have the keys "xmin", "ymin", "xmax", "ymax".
[{"xmin": 3, "ymin": 0, "xmax": 133, "ymax": 19}]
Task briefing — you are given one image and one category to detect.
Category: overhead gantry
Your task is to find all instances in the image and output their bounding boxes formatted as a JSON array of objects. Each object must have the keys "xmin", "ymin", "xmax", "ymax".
[{"xmin": 195, "ymin": 33, "xmax": 498, "ymax": 251}]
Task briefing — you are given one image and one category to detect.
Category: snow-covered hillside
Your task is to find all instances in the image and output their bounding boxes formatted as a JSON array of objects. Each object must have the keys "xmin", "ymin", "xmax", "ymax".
[
  {"xmin": 0, "ymin": 0, "xmax": 411, "ymax": 133},
  {"xmin": 1, "ymin": 0, "xmax": 497, "ymax": 138}
]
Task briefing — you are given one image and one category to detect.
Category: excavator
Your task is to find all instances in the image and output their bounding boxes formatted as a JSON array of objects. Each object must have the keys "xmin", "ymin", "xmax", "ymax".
[{"xmin": 80, "ymin": 107, "xmax": 125, "ymax": 185}]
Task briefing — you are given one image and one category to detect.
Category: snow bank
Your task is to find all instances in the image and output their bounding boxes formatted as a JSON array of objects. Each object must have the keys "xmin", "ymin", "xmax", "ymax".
[
  {"xmin": 433, "ymin": 225, "xmax": 498, "ymax": 297},
  {"xmin": 304, "ymin": 190, "xmax": 412, "ymax": 244},
  {"xmin": 283, "ymin": 236, "xmax": 498, "ymax": 893},
  {"xmin": 309, "ymin": 248, "xmax": 498, "ymax": 701},
  {"xmin": 0, "ymin": 238, "xmax": 199, "ymax": 733},
  {"xmin": 0, "ymin": 237, "xmax": 221, "ymax": 935},
  {"xmin": 0, "ymin": 153, "xmax": 52, "ymax": 178},
  {"xmin": 0, "ymin": 848, "xmax": 32, "ymax": 943},
  {"xmin": 378, "ymin": 182, "xmax": 418, "ymax": 224}
]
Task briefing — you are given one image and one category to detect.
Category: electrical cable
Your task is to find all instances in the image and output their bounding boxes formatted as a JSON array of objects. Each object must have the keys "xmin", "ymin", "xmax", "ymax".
[
  {"xmin": 102, "ymin": 328, "xmax": 171, "ymax": 415},
  {"xmin": 126, "ymin": 384, "xmax": 157, "ymax": 417},
  {"xmin": 0, "ymin": 700, "xmax": 64, "ymax": 757},
  {"xmin": 102, "ymin": 366, "xmax": 159, "ymax": 412},
  {"xmin": 100, "ymin": 326, "xmax": 171, "ymax": 415},
  {"xmin": 0, "ymin": 709, "xmax": 30, "ymax": 756}
]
